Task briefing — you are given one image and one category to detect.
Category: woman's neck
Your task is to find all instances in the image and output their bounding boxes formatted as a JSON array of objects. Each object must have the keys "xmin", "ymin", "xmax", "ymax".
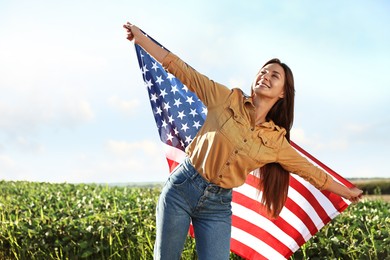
[{"xmin": 253, "ymin": 96, "xmax": 277, "ymax": 125}]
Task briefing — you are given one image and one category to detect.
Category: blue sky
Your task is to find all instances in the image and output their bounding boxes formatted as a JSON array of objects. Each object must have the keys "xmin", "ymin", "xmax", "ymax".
[{"xmin": 0, "ymin": 0, "xmax": 389, "ymax": 183}]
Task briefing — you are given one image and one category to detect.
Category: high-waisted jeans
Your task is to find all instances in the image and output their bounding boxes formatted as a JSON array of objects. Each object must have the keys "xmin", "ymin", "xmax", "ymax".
[{"xmin": 154, "ymin": 157, "xmax": 233, "ymax": 260}]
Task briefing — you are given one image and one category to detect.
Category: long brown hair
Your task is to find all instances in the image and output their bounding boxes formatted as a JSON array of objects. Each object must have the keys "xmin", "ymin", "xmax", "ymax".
[{"xmin": 256, "ymin": 58, "xmax": 295, "ymax": 218}]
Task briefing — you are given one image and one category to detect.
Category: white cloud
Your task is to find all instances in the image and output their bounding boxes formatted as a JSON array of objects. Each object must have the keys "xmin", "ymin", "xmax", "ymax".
[
  {"xmin": 15, "ymin": 136, "xmax": 45, "ymax": 154},
  {"xmin": 108, "ymin": 96, "xmax": 140, "ymax": 117},
  {"xmin": 0, "ymin": 154, "xmax": 15, "ymax": 168},
  {"xmin": 0, "ymin": 97, "xmax": 94, "ymax": 134},
  {"xmin": 291, "ymin": 127, "xmax": 349, "ymax": 151},
  {"xmin": 105, "ymin": 139, "xmax": 161, "ymax": 157}
]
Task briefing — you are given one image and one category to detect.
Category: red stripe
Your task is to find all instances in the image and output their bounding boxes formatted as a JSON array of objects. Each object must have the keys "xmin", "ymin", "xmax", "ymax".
[
  {"xmin": 291, "ymin": 141, "xmax": 354, "ymax": 188},
  {"xmin": 236, "ymin": 175, "xmax": 313, "ymax": 243},
  {"xmin": 244, "ymin": 173, "xmax": 261, "ymax": 188},
  {"xmin": 289, "ymin": 177, "xmax": 331, "ymax": 225},
  {"xmin": 321, "ymin": 190, "xmax": 349, "ymax": 215},
  {"xmin": 230, "ymin": 238, "xmax": 267, "ymax": 260},
  {"xmin": 240, "ymin": 174, "xmax": 318, "ymax": 238},
  {"xmin": 283, "ymin": 196, "xmax": 317, "ymax": 238},
  {"xmin": 166, "ymin": 157, "xmax": 180, "ymax": 173},
  {"xmin": 232, "ymin": 215, "xmax": 293, "ymax": 258},
  {"xmin": 232, "ymin": 192, "xmax": 296, "ymax": 257}
]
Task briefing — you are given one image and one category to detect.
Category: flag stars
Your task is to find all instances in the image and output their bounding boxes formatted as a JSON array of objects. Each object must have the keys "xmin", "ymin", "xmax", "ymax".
[
  {"xmin": 166, "ymin": 132, "xmax": 174, "ymax": 142},
  {"xmin": 189, "ymin": 108, "xmax": 198, "ymax": 117},
  {"xmin": 181, "ymin": 123, "xmax": 189, "ymax": 132},
  {"xmin": 159, "ymin": 89, "xmax": 168, "ymax": 98},
  {"xmin": 155, "ymin": 106, "xmax": 163, "ymax": 116},
  {"xmin": 145, "ymin": 79, "xmax": 153, "ymax": 89},
  {"xmin": 184, "ymin": 135, "xmax": 192, "ymax": 144},
  {"xmin": 161, "ymin": 119, "xmax": 168, "ymax": 128},
  {"xmin": 150, "ymin": 93, "xmax": 158, "ymax": 103},
  {"xmin": 137, "ymin": 46, "xmax": 207, "ymax": 154},
  {"xmin": 141, "ymin": 65, "xmax": 149, "ymax": 75},
  {"xmin": 156, "ymin": 75, "xmax": 164, "ymax": 85},
  {"xmin": 193, "ymin": 121, "xmax": 202, "ymax": 129},
  {"xmin": 202, "ymin": 107, "xmax": 208, "ymax": 115},
  {"xmin": 177, "ymin": 111, "xmax": 186, "ymax": 120},
  {"xmin": 151, "ymin": 62, "xmax": 159, "ymax": 71},
  {"xmin": 174, "ymin": 98, "xmax": 182, "ymax": 108},
  {"xmin": 171, "ymin": 85, "xmax": 179, "ymax": 94},
  {"xmin": 162, "ymin": 102, "xmax": 171, "ymax": 111},
  {"xmin": 186, "ymin": 96, "xmax": 195, "ymax": 105}
]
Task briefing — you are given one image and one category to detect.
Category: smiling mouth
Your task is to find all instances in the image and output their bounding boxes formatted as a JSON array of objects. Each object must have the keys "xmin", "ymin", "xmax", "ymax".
[{"xmin": 257, "ymin": 81, "xmax": 270, "ymax": 88}]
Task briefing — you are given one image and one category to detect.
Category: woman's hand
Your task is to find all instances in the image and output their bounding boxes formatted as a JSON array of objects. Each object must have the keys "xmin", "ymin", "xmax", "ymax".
[
  {"xmin": 122, "ymin": 21, "xmax": 169, "ymax": 63},
  {"xmin": 348, "ymin": 187, "xmax": 363, "ymax": 203},
  {"xmin": 123, "ymin": 22, "xmax": 142, "ymax": 43}
]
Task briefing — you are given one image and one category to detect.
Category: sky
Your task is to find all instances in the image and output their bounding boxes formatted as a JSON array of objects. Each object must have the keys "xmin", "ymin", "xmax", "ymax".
[{"xmin": 0, "ymin": 0, "xmax": 389, "ymax": 184}]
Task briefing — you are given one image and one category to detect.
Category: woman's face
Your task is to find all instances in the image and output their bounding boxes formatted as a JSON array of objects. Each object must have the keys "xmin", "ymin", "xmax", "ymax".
[{"xmin": 252, "ymin": 63, "xmax": 285, "ymax": 100}]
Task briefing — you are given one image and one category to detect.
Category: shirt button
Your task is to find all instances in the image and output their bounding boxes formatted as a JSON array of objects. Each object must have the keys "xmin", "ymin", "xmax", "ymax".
[
  {"xmin": 243, "ymin": 139, "xmax": 247, "ymax": 142},
  {"xmin": 234, "ymin": 150, "xmax": 238, "ymax": 154},
  {"xmin": 251, "ymin": 127, "xmax": 254, "ymax": 131},
  {"xmin": 226, "ymin": 162, "xmax": 230, "ymax": 166},
  {"xmin": 219, "ymin": 175, "xmax": 223, "ymax": 178}
]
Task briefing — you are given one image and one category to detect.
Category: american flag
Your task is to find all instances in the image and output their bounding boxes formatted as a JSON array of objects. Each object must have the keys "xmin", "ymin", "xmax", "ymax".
[{"xmin": 134, "ymin": 38, "xmax": 354, "ymax": 259}]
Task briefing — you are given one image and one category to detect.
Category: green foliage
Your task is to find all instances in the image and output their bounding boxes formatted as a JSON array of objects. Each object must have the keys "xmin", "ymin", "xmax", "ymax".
[
  {"xmin": 291, "ymin": 200, "xmax": 390, "ymax": 260},
  {"xmin": 353, "ymin": 179, "xmax": 390, "ymax": 195},
  {"xmin": 0, "ymin": 180, "xmax": 389, "ymax": 259},
  {"xmin": 0, "ymin": 181, "xmax": 160, "ymax": 259}
]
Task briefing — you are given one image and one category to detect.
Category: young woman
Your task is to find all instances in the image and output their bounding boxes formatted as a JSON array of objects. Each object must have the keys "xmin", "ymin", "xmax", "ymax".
[{"xmin": 123, "ymin": 22, "xmax": 363, "ymax": 260}]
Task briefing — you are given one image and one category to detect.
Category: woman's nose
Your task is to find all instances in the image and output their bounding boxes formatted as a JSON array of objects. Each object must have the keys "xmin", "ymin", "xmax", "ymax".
[{"xmin": 261, "ymin": 73, "xmax": 270, "ymax": 81}]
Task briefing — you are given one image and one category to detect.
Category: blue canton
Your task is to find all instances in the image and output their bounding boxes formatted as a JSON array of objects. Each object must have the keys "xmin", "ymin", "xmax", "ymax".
[{"xmin": 135, "ymin": 44, "xmax": 207, "ymax": 152}]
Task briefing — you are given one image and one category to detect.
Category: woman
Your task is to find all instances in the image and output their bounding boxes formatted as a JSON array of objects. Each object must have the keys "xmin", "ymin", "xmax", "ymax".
[{"xmin": 123, "ymin": 22, "xmax": 363, "ymax": 260}]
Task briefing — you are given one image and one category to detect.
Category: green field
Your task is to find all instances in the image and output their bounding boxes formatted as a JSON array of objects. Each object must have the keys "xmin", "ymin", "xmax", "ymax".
[{"xmin": 0, "ymin": 180, "xmax": 389, "ymax": 259}]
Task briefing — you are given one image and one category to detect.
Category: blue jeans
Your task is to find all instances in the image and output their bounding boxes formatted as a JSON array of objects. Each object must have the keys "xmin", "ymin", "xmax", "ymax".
[{"xmin": 154, "ymin": 158, "xmax": 233, "ymax": 260}]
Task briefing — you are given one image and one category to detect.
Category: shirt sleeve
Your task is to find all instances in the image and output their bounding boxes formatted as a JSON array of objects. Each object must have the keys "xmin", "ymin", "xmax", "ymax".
[
  {"xmin": 277, "ymin": 138, "xmax": 333, "ymax": 190},
  {"xmin": 162, "ymin": 52, "xmax": 231, "ymax": 108}
]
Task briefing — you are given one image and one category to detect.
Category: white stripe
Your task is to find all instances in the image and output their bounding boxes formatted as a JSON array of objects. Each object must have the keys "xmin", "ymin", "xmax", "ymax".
[
  {"xmin": 287, "ymin": 186, "xmax": 324, "ymax": 229},
  {"xmin": 231, "ymin": 192, "xmax": 300, "ymax": 251},
  {"xmin": 231, "ymin": 203, "xmax": 290, "ymax": 259},
  {"xmin": 234, "ymin": 181, "xmax": 318, "ymax": 247},
  {"xmin": 293, "ymin": 175, "xmax": 340, "ymax": 220},
  {"xmin": 231, "ymin": 226, "xmax": 286, "ymax": 260},
  {"xmin": 278, "ymin": 207, "xmax": 311, "ymax": 244},
  {"xmin": 233, "ymin": 182, "xmax": 259, "ymax": 200},
  {"xmin": 163, "ymin": 143, "xmax": 186, "ymax": 164}
]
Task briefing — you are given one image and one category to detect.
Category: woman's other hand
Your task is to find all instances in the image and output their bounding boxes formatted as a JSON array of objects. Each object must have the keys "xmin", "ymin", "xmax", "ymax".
[{"xmin": 123, "ymin": 22, "xmax": 142, "ymax": 43}]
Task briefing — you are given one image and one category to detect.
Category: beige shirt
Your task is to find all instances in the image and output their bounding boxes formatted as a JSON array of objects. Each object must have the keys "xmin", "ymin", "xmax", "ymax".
[{"xmin": 163, "ymin": 52, "xmax": 333, "ymax": 190}]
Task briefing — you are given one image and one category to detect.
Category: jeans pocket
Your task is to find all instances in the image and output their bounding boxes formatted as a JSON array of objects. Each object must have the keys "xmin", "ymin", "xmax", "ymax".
[
  {"xmin": 220, "ymin": 191, "xmax": 233, "ymax": 205},
  {"xmin": 168, "ymin": 165, "xmax": 188, "ymax": 187}
]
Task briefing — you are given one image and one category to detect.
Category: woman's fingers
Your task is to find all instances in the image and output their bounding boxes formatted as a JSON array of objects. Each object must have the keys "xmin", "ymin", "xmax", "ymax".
[{"xmin": 123, "ymin": 22, "xmax": 134, "ymax": 41}]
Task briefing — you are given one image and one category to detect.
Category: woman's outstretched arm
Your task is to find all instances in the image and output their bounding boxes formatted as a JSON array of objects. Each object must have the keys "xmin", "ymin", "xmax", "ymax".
[
  {"xmin": 123, "ymin": 22, "xmax": 169, "ymax": 63},
  {"xmin": 325, "ymin": 180, "xmax": 363, "ymax": 203}
]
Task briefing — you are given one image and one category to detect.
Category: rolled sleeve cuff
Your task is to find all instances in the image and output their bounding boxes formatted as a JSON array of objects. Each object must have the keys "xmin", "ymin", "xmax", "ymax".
[
  {"xmin": 318, "ymin": 173, "xmax": 333, "ymax": 190},
  {"xmin": 162, "ymin": 52, "xmax": 178, "ymax": 70}
]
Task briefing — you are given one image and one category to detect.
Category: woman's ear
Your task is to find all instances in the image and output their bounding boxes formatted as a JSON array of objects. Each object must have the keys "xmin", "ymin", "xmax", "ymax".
[{"xmin": 279, "ymin": 91, "xmax": 284, "ymax": 99}]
